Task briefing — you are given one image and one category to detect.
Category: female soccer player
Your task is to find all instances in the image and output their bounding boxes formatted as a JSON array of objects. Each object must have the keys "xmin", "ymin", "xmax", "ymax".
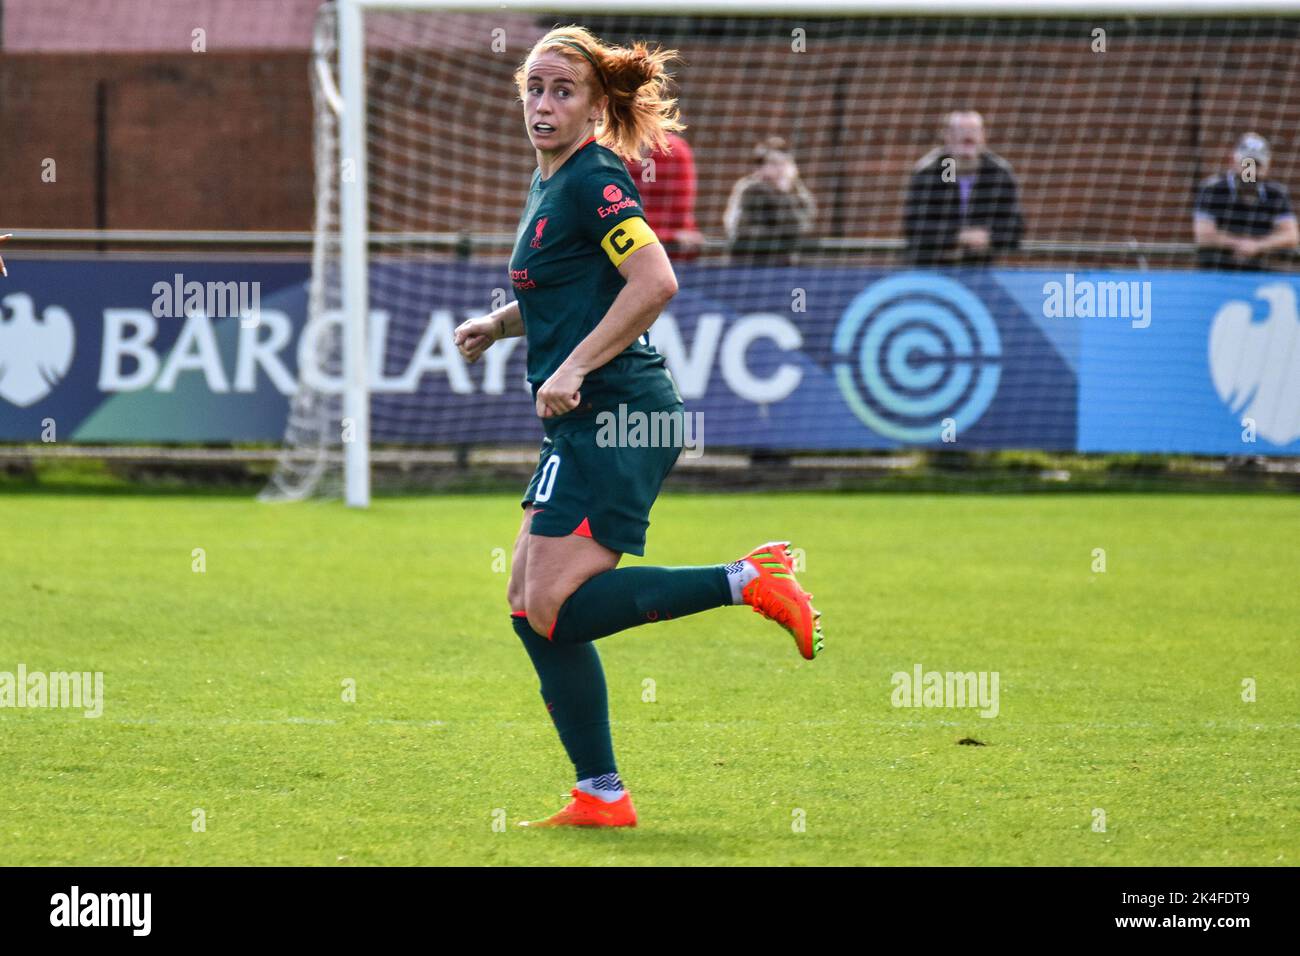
[{"xmin": 453, "ymin": 26, "xmax": 823, "ymax": 828}]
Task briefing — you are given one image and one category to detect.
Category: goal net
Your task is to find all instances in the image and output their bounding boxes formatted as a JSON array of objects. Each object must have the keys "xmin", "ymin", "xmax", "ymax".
[{"xmin": 263, "ymin": 0, "xmax": 1300, "ymax": 504}]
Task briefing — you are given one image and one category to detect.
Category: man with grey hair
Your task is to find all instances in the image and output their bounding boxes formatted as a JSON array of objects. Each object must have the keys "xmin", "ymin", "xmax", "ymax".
[
  {"xmin": 903, "ymin": 110, "xmax": 1024, "ymax": 266},
  {"xmin": 1194, "ymin": 133, "xmax": 1298, "ymax": 271}
]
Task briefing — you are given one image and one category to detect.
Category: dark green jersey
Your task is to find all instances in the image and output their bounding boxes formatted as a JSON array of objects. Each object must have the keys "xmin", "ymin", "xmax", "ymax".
[{"xmin": 508, "ymin": 136, "xmax": 682, "ymax": 434}]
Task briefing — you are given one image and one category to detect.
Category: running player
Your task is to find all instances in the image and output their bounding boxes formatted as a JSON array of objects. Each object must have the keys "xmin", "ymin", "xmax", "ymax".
[{"xmin": 454, "ymin": 26, "xmax": 823, "ymax": 828}]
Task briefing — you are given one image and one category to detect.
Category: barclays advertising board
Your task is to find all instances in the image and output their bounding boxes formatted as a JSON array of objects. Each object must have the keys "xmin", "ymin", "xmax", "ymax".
[{"xmin": 0, "ymin": 258, "xmax": 1295, "ymax": 454}]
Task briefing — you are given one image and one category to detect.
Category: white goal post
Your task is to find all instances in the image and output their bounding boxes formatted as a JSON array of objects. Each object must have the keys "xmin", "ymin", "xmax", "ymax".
[{"xmin": 289, "ymin": 0, "xmax": 1300, "ymax": 508}]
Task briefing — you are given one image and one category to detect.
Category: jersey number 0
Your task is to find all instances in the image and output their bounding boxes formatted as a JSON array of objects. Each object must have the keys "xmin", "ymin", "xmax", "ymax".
[{"xmin": 534, "ymin": 454, "xmax": 561, "ymax": 503}]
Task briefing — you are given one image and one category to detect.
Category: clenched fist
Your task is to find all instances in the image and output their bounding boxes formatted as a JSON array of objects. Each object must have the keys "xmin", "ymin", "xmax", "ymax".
[{"xmin": 453, "ymin": 315, "xmax": 500, "ymax": 364}]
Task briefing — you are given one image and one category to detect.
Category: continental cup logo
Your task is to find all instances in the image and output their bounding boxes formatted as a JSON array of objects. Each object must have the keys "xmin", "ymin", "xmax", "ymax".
[{"xmin": 832, "ymin": 273, "xmax": 1001, "ymax": 441}]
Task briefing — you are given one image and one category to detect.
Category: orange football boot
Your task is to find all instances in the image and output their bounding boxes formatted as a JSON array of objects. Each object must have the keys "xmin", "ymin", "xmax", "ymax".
[
  {"xmin": 518, "ymin": 788, "xmax": 638, "ymax": 828},
  {"xmin": 740, "ymin": 541, "xmax": 824, "ymax": 660}
]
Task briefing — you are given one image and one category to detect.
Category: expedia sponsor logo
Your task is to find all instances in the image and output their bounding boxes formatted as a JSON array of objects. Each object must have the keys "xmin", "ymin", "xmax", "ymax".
[
  {"xmin": 510, "ymin": 267, "xmax": 536, "ymax": 290},
  {"xmin": 598, "ymin": 196, "xmax": 640, "ymax": 218}
]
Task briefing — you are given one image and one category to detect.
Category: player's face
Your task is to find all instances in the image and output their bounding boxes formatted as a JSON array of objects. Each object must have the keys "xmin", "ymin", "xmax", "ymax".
[{"xmin": 524, "ymin": 51, "xmax": 603, "ymax": 154}]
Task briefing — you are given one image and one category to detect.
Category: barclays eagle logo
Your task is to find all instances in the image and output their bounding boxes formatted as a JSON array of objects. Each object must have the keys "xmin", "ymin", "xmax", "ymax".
[
  {"xmin": 0, "ymin": 293, "xmax": 76, "ymax": 407},
  {"xmin": 1208, "ymin": 282, "xmax": 1300, "ymax": 446}
]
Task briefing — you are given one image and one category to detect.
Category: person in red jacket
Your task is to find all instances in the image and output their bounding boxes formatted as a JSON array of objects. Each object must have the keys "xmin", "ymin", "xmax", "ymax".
[{"xmin": 623, "ymin": 130, "xmax": 705, "ymax": 261}]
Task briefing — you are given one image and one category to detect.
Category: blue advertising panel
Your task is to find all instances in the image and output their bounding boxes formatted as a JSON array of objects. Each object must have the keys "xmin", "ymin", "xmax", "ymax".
[
  {"xmin": 1076, "ymin": 275, "xmax": 1300, "ymax": 454},
  {"xmin": 0, "ymin": 257, "xmax": 1296, "ymax": 454},
  {"xmin": 0, "ymin": 261, "xmax": 309, "ymax": 442}
]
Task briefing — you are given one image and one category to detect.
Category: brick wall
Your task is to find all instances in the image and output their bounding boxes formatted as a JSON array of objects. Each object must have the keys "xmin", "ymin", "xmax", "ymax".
[
  {"xmin": 1, "ymin": 53, "xmax": 313, "ymax": 231},
  {"xmin": 2, "ymin": 31, "xmax": 1296, "ymax": 249}
]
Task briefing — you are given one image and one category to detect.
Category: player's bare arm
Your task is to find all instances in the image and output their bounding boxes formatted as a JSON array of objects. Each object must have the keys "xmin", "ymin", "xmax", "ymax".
[
  {"xmin": 453, "ymin": 299, "xmax": 523, "ymax": 364},
  {"xmin": 1250, "ymin": 216, "xmax": 1300, "ymax": 255},
  {"xmin": 534, "ymin": 241, "xmax": 678, "ymax": 418},
  {"xmin": 1194, "ymin": 216, "xmax": 1239, "ymax": 253}
]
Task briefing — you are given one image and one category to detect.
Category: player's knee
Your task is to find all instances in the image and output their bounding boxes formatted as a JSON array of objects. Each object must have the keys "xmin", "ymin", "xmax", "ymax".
[
  {"xmin": 524, "ymin": 582, "xmax": 567, "ymax": 639},
  {"xmin": 525, "ymin": 607, "xmax": 555, "ymax": 640}
]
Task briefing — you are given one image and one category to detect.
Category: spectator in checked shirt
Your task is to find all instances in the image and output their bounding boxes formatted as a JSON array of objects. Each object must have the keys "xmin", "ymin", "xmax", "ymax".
[{"xmin": 1194, "ymin": 133, "xmax": 1299, "ymax": 271}]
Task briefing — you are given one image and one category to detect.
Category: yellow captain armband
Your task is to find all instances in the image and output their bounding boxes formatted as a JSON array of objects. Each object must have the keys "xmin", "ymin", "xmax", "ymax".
[{"xmin": 599, "ymin": 216, "xmax": 659, "ymax": 267}]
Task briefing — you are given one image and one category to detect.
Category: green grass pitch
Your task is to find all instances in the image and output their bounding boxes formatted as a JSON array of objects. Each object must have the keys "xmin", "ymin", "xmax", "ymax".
[{"xmin": 1, "ymin": 490, "xmax": 1295, "ymax": 866}]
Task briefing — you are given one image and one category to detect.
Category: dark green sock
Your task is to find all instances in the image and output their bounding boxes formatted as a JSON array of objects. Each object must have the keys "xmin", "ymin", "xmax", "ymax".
[
  {"xmin": 550, "ymin": 565, "xmax": 732, "ymax": 644},
  {"xmin": 511, "ymin": 614, "xmax": 617, "ymax": 780}
]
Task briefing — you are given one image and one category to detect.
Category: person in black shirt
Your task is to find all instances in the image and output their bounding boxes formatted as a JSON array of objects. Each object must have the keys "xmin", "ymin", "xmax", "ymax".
[
  {"xmin": 903, "ymin": 111, "xmax": 1024, "ymax": 266},
  {"xmin": 1194, "ymin": 133, "xmax": 1299, "ymax": 271}
]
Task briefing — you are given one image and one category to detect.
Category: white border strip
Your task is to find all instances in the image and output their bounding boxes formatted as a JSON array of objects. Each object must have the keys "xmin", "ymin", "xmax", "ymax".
[{"xmin": 351, "ymin": 0, "xmax": 1300, "ymax": 16}]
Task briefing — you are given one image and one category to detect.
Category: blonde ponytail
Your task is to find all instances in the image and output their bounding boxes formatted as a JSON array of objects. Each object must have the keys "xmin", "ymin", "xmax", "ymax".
[{"xmin": 516, "ymin": 26, "xmax": 685, "ymax": 161}]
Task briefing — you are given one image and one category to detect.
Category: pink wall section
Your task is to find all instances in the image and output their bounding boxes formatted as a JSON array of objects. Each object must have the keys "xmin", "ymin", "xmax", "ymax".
[{"xmin": 4, "ymin": 0, "xmax": 323, "ymax": 51}]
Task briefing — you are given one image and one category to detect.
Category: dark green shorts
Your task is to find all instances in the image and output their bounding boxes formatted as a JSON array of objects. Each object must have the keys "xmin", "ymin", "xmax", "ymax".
[{"xmin": 521, "ymin": 403, "xmax": 686, "ymax": 556}]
